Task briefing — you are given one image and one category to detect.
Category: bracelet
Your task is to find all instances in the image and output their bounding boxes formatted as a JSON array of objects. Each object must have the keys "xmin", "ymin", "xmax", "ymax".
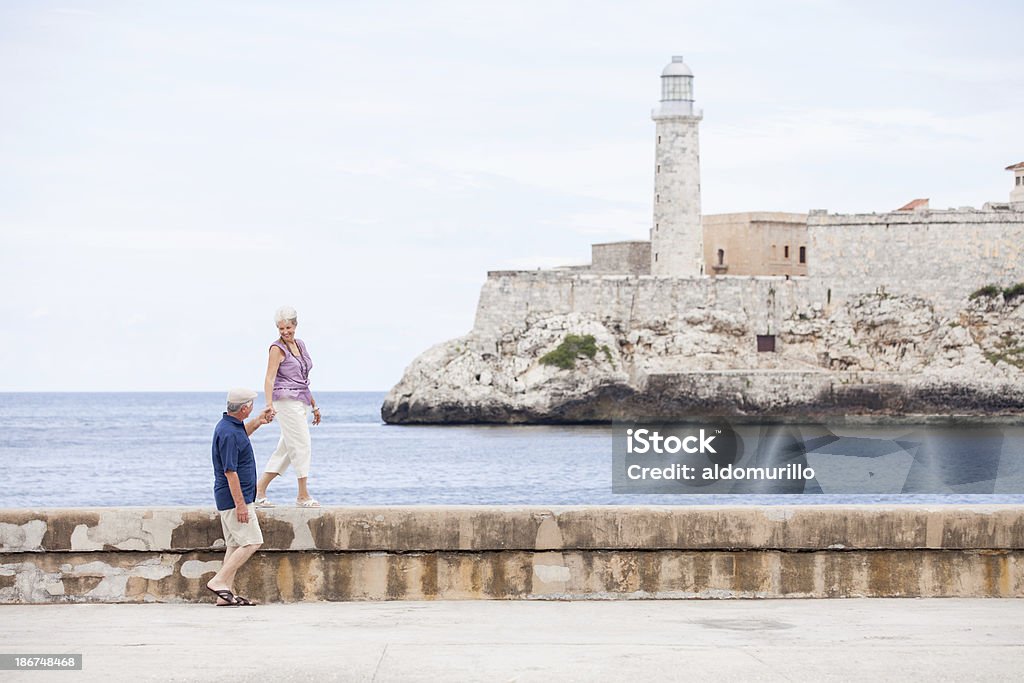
[{"xmin": 312, "ymin": 406, "xmax": 320, "ymax": 412}]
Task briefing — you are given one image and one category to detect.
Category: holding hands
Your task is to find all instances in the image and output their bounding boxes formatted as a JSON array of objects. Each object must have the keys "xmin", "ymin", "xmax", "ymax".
[
  {"xmin": 258, "ymin": 406, "xmax": 275, "ymax": 424},
  {"xmin": 312, "ymin": 406, "xmax": 321, "ymax": 426}
]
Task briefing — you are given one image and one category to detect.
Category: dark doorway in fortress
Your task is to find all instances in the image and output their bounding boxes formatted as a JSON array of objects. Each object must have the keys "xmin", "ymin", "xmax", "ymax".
[{"xmin": 757, "ymin": 335, "xmax": 776, "ymax": 352}]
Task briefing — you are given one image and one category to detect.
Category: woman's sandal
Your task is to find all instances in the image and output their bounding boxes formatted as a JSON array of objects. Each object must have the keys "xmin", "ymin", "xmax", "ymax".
[
  {"xmin": 254, "ymin": 497, "xmax": 275, "ymax": 508},
  {"xmin": 296, "ymin": 498, "xmax": 321, "ymax": 508},
  {"xmin": 206, "ymin": 586, "xmax": 239, "ymax": 607}
]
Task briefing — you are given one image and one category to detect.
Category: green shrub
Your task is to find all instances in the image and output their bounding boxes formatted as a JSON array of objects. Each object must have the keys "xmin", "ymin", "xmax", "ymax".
[
  {"xmin": 969, "ymin": 285, "xmax": 1001, "ymax": 300},
  {"xmin": 1003, "ymin": 282, "xmax": 1024, "ymax": 301},
  {"xmin": 969, "ymin": 283, "xmax": 1024, "ymax": 302},
  {"xmin": 540, "ymin": 334, "xmax": 598, "ymax": 370},
  {"xmin": 984, "ymin": 348, "xmax": 1024, "ymax": 369}
]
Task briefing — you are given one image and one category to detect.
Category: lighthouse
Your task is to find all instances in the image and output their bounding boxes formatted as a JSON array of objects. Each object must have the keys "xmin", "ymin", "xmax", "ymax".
[{"xmin": 650, "ymin": 56, "xmax": 704, "ymax": 277}]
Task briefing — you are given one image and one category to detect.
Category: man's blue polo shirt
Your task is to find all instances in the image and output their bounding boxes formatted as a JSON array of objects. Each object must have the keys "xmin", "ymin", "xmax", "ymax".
[{"xmin": 211, "ymin": 413, "xmax": 257, "ymax": 511}]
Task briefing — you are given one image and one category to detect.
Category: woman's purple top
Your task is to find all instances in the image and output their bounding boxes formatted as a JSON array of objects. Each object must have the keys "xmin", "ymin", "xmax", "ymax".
[{"xmin": 271, "ymin": 339, "xmax": 313, "ymax": 404}]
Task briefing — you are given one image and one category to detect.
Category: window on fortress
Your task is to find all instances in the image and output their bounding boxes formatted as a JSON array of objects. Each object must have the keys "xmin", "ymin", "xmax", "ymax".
[
  {"xmin": 717, "ymin": 249, "xmax": 725, "ymax": 266},
  {"xmin": 784, "ymin": 246, "xmax": 790, "ymax": 259},
  {"xmin": 799, "ymin": 246, "xmax": 806, "ymax": 264},
  {"xmin": 757, "ymin": 335, "xmax": 776, "ymax": 353}
]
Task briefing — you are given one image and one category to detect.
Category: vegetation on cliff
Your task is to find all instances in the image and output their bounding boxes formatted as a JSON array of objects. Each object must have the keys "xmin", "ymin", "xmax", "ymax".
[
  {"xmin": 540, "ymin": 334, "xmax": 597, "ymax": 370},
  {"xmin": 970, "ymin": 282, "xmax": 1024, "ymax": 301}
]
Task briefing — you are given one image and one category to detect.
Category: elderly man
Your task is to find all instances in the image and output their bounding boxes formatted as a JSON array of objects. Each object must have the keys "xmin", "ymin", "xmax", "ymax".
[{"xmin": 206, "ymin": 388, "xmax": 273, "ymax": 606}]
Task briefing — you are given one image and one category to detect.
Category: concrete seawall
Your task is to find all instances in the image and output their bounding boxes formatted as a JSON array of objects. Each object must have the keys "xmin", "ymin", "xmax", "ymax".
[{"xmin": 2, "ymin": 506, "xmax": 1022, "ymax": 603}]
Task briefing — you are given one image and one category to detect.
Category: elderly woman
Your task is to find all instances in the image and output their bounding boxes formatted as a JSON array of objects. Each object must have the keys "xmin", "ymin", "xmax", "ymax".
[{"xmin": 254, "ymin": 306, "xmax": 321, "ymax": 508}]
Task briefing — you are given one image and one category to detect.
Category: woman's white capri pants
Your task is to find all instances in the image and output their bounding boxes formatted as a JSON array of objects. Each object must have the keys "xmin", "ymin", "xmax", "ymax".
[{"xmin": 264, "ymin": 399, "xmax": 312, "ymax": 478}]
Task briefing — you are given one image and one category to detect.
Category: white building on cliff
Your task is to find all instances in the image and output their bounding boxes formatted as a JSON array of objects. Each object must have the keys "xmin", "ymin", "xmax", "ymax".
[{"xmin": 592, "ymin": 56, "xmax": 1024, "ymax": 287}]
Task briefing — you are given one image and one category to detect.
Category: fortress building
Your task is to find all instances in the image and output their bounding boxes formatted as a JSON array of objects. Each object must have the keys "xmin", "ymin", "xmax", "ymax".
[
  {"xmin": 1010, "ymin": 162, "xmax": 1024, "ymax": 203},
  {"xmin": 701, "ymin": 212, "xmax": 808, "ymax": 277},
  {"xmin": 383, "ymin": 56, "xmax": 1024, "ymax": 424},
  {"xmin": 592, "ymin": 57, "xmax": 1024, "ymax": 283}
]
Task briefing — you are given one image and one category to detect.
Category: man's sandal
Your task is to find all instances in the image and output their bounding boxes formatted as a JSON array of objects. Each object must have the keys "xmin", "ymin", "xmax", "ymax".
[
  {"xmin": 206, "ymin": 586, "xmax": 239, "ymax": 607},
  {"xmin": 233, "ymin": 595, "xmax": 257, "ymax": 606},
  {"xmin": 254, "ymin": 497, "xmax": 275, "ymax": 508}
]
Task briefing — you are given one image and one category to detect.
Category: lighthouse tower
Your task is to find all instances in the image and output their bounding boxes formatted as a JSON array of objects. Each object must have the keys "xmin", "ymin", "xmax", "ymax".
[{"xmin": 650, "ymin": 56, "xmax": 704, "ymax": 277}]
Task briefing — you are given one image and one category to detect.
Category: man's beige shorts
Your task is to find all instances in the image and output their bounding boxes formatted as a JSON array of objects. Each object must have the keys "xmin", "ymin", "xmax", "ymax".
[{"xmin": 219, "ymin": 504, "xmax": 264, "ymax": 547}]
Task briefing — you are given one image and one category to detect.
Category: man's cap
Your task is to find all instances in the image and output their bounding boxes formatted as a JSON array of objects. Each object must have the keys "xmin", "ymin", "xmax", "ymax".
[{"xmin": 226, "ymin": 387, "xmax": 258, "ymax": 404}]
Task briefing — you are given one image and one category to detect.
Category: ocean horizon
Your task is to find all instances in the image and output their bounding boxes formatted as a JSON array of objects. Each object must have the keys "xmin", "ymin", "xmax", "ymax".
[{"xmin": 2, "ymin": 391, "xmax": 1023, "ymax": 508}]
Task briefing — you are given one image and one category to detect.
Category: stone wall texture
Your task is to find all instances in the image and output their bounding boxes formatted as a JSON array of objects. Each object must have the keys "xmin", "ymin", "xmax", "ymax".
[
  {"xmin": 808, "ymin": 207, "xmax": 1024, "ymax": 316},
  {"xmin": 591, "ymin": 241, "xmax": 652, "ymax": 275},
  {"xmin": 2, "ymin": 506, "xmax": 1023, "ymax": 603},
  {"xmin": 472, "ymin": 270, "xmax": 824, "ymax": 340}
]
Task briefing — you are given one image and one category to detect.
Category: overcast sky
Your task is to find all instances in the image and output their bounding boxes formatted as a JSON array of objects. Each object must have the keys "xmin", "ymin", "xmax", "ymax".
[{"xmin": 1, "ymin": 0, "xmax": 1021, "ymax": 392}]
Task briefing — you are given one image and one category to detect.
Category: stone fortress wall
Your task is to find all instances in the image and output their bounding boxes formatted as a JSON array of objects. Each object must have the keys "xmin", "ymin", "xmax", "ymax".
[
  {"xmin": 489, "ymin": 203, "xmax": 1024, "ymax": 327},
  {"xmin": 473, "ymin": 203, "xmax": 1024, "ymax": 344},
  {"xmin": 809, "ymin": 206, "xmax": 1024, "ymax": 313},
  {"xmin": 472, "ymin": 270, "xmax": 823, "ymax": 344},
  {"xmin": 591, "ymin": 240, "xmax": 651, "ymax": 275},
  {"xmin": 582, "ymin": 206, "xmax": 1024, "ymax": 301}
]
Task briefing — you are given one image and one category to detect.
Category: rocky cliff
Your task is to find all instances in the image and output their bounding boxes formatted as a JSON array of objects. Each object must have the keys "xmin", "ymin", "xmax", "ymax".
[{"xmin": 382, "ymin": 283, "xmax": 1024, "ymax": 424}]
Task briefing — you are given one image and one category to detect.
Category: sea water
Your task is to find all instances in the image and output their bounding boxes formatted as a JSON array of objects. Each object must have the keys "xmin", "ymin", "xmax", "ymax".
[{"xmin": 2, "ymin": 392, "xmax": 1022, "ymax": 507}]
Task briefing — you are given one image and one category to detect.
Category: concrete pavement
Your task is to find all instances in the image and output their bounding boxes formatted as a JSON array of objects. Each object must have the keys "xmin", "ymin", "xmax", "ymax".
[{"xmin": 2, "ymin": 599, "xmax": 1023, "ymax": 681}]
